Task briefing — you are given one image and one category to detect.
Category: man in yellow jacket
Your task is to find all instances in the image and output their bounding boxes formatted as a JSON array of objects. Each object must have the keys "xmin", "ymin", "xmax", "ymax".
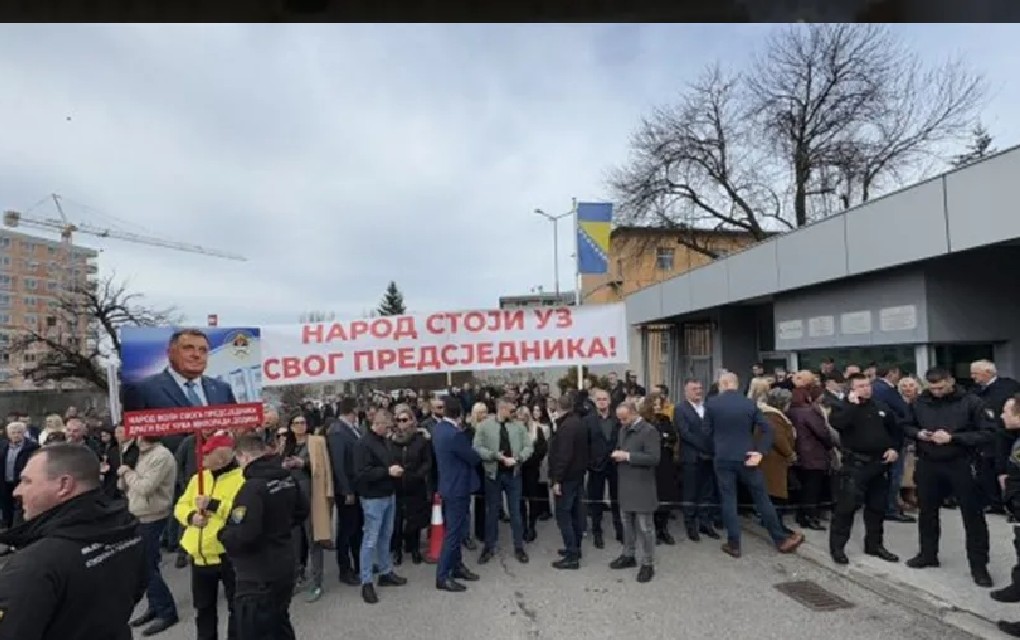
[{"xmin": 174, "ymin": 431, "xmax": 244, "ymax": 640}]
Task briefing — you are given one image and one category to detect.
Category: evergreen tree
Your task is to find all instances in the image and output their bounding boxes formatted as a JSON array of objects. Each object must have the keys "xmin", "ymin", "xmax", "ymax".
[
  {"xmin": 377, "ymin": 281, "xmax": 406, "ymax": 316},
  {"xmin": 951, "ymin": 123, "xmax": 995, "ymax": 168}
]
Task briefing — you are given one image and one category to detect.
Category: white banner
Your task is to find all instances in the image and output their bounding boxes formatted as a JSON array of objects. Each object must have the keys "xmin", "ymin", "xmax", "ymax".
[{"xmin": 259, "ymin": 304, "xmax": 629, "ymax": 386}]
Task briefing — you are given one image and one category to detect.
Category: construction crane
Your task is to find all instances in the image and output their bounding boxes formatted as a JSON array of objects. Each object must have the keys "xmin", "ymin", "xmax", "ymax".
[{"xmin": 3, "ymin": 194, "xmax": 247, "ymax": 261}]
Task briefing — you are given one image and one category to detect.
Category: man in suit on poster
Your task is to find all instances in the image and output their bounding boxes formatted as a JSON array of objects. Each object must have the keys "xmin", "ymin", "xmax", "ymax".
[{"xmin": 123, "ymin": 329, "xmax": 237, "ymax": 412}]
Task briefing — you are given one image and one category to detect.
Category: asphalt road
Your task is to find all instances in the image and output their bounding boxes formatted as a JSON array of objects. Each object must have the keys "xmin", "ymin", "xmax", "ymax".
[{"xmin": 144, "ymin": 519, "xmax": 977, "ymax": 640}]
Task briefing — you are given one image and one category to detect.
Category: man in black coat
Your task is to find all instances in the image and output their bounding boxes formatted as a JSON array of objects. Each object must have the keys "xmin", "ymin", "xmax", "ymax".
[
  {"xmin": 583, "ymin": 388, "xmax": 623, "ymax": 549},
  {"xmin": 547, "ymin": 392, "xmax": 589, "ymax": 569},
  {"xmin": 970, "ymin": 359, "xmax": 1020, "ymax": 515},
  {"xmin": 0, "ymin": 443, "xmax": 147, "ymax": 640},
  {"xmin": 326, "ymin": 397, "xmax": 365, "ymax": 585}
]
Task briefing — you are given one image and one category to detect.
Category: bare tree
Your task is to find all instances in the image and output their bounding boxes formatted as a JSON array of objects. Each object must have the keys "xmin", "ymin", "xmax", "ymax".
[
  {"xmin": 612, "ymin": 24, "xmax": 986, "ymax": 253},
  {"xmin": 610, "ymin": 66, "xmax": 786, "ymax": 258},
  {"xmin": 10, "ymin": 276, "xmax": 178, "ymax": 392}
]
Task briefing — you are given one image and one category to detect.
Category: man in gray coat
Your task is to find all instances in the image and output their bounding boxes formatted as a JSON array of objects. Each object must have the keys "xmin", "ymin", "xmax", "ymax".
[{"xmin": 608, "ymin": 401, "xmax": 661, "ymax": 583}]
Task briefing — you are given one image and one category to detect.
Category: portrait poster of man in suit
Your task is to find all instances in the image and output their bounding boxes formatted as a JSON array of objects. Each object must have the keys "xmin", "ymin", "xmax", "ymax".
[{"xmin": 120, "ymin": 326, "xmax": 264, "ymax": 435}]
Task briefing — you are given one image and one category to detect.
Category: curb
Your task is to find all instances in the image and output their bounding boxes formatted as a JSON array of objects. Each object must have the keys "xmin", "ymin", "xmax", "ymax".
[{"xmin": 741, "ymin": 523, "xmax": 1007, "ymax": 639}]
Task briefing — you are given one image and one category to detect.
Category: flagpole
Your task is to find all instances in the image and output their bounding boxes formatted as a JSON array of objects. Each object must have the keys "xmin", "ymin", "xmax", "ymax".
[{"xmin": 571, "ymin": 197, "xmax": 582, "ymax": 392}]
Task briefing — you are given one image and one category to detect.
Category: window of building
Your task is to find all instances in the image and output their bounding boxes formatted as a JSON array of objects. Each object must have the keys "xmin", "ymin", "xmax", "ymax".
[
  {"xmin": 47, "ymin": 246, "xmax": 56, "ymax": 255},
  {"xmin": 25, "ymin": 314, "xmax": 38, "ymax": 327},
  {"xmin": 0, "ymin": 314, "xmax": 8, "ymax": 325},
  {"xmin": 47, "ymin": 280, "xmax": 58, "ymax": 292},
  {"xmin": 24, "ymin": 278, "xmax": 37, "ymax": 291},
  {"xmin": 0, "ymin": 371, "xmax": 9, "ymax": 383},
  {"xmin": 0, "ymin": 353, "xmax": 8, "ymax": 364},
  {"xmin": 0, "ymin": 275, "xmax": 10, "ymax": 290},
  {"xmin": 0, "ymin": 237, "xmax": 8, "ymax": 248},
  {"xmin": 0, "ymin": 295, "xmax": 9, "ymax": 308},
  {"xmin": 0, "ymin": 333, "xmax": 9, "ymax": 347},
  {"xmin": 655, "ymin": 247, "xmax": 675, "ymax": 271},
  {"xmin": 797, "ymin": 346, "xmax": 917, "ymax": 378},
  {"xmin": 46, "ymin": 315, "xmax": 57, "ymax": 328},
  {"xmin": 24, "ymin": 296, "xmax": 36, "ymax": 307},
  {"xmin": 48, "ymin": 300, "xmax": 59, "ymax": 309},
  {"xmin": 0, "ymin": 256, "xmax": 9, "ymax": 267},
  {"xmin": 22, "ymin": 352, "xmax": 36, "ymax": 364}
]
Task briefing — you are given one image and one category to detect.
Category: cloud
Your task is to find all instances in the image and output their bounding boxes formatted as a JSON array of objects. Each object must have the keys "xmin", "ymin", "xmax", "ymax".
[{"xmin": 0, "ymin": 24, "xmax": 1017, "ymax": 327}]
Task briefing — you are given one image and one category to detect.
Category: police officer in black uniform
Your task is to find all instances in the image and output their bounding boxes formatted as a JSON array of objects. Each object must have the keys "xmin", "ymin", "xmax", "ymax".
[
  {"xmin": 904, "ymin": 367, "xmax": 994, "ymax": 587},
  {"xmin": 827, "ymin": 372, "xmax": 902, "ymax": 565},
  {"xmin": 219, "ymin": 433, "xmax": 308, "ymax": 640}
]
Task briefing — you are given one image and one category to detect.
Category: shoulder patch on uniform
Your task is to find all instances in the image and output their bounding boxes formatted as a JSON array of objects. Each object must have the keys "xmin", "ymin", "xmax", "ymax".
[{"xmin": 230, "ymin": 506, "xmax": 246, "ymax": 524}]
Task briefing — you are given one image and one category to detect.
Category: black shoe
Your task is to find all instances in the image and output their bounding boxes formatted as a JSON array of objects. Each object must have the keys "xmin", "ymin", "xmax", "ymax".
[
  {"xmin": 615, "ymin": 532, "xmax": 624, "ymax": 543},
  {"xmin": 593, "ymin": 531, "xmax": 605, "ymax": 549},
  {"xmin": 499, "ymin": 510, "xmax": 509, "ymax": 523},
  {"xmin": 803, "ymin": 519, "xmax": 826, "ymax": 531},
  {"xmin": 478, "ymin": 548, "xmax": 495, "ymax": 564},
  {"xmin": 699, "ymin": 525, "xmax": 720, "ymax": 540},
  {"xmin": 552, "ymin": 557, "xmax": 580, "ymax": 570},
  {"xmin": 463, "ymin": 538, "xmax": 477, "ymax": 551},
  {"xmin": 992, "ymin": 584, "xmax": 1020, "ymax": 603},
  {"xmin": 865, "ymin": 547, "xmax": 899, "ymax": 563},
  {"xmin": 362, "ymin": 583, "xmax": 379, "ymax": 603},
  {"xmin": 557, "ymin": 548, "xmax": 582, "ymax": 559},
  {"xmin": 686, "ymin": 527, "xmax": 701, "ymax": 542},
  {"xmin": 453, "ymin": 565, "xmax": 480, "ymax": 582},
  {"xmin": 392, "ymin": 550, "xmax": 403, "ymax": 566},
  {"xmin": 537, "ymin": 512, "xmax": 552, "ymax": 521},
  {"xmin": 524, "ymin": 528, "xmax": 537, "ymax": 543},
  {"xmin": 410, "ymin": 550, "xmax": 423, "ymax": 564},
  {"xmin": 141, "ymin": 617, "xmax": 178, "ymax": 637},
  {"xmin": 636, "ymin": 565, "xmax": 654, "ymax": 583},
  {"xmin": 998, "ymin": 620, "xmax": 1020, "ymax": 637},
  {"xmin": 436, "ymin": 578, "xmax": 467, "ymax": 592},
  {"xmin": 338, "ymin": 571, "xmax": 361, "ymax": 586},
  {"xmin": 972, "ymin": 567, "xmax": 994, "ymax": 588},
  {"xmin": 174, "ymin": 552, "xmax": 188, "ymax": 569},
  {"xmin": 906, "ymin": 555, "xmax": 940, "ymax": 569},
  {"xmin": 378, "ymin": 572, "xmax": 408, "ymax": 587},
  {"xmin": 515, "ymin": 549, "xmax": 529, "ymax": 564},
  {"xmin": 830, "ymin": 549, "xmax": 849, "ymax": 565},
  {"xmin": 609, "ymin": 555, "xmax": 637, "ymax": 570},
  {"xmin": 885, "ymin": 512, "xmax": 917, "ymax": 523},
  {"xmin": 130, "ymin": 611, "xmax": 157, "ymax": 628},
  {"xmin": 659, "ymin": 530, "xmax": 676, "ymax": 545}
]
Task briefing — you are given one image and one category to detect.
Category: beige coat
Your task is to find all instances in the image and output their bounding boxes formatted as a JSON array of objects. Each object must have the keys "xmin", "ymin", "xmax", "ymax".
[
  {"xmin": 307, "ymin": 435, "xmax": 335, "ymax": 544},
  {"xmin": 120, "ymin": 442, "xmax": 177, "ymax": 523}
]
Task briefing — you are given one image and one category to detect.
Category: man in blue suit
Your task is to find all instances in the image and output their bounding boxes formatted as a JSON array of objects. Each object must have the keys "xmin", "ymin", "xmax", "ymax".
[
  {"xmin": 870, "ymin": 366, "xmax": 916, "ymax": 523},
  {"xmin": 432, "ymin": 395, "xmax": 482, "ymax": 593},
  {"xmin": 122, "ymin": 329, "xmax": 237, "ymax": 412},
  {"xmin": 705, "ymin": 372, "xmax": 804, "ymax": 558}
]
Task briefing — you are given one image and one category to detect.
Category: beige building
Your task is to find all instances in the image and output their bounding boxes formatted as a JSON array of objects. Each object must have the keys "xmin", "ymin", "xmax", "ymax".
[{"xmin": 0, "ymin": 229, "xmax": 98, "ymax": 389}]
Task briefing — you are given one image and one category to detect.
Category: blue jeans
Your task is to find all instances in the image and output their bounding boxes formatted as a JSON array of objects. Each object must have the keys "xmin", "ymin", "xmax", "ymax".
[
  {"xmin": 437, "ymin": 495, "xmax": 470, "ymax": 582},
  {"xmin": 886, "ymin": 446, "xmax": 907, "ymax": 515},
  {"xmin": 140, "ymin": 519, "xmax": 178, "ymax": 620},
  {"xmin": 714, "ymin": 460, "xmax": 788, "ymax": 547},
  {"xmin": 359, "ymin": 495, "xmax": 396, "ymax": 585},
  {"xmin": 484, "ymin": 472, "xmax": 524, "ymax": 551},
  {"xmin": 554, "ymin": 478, "xmax": 584, "ymax": 558}
]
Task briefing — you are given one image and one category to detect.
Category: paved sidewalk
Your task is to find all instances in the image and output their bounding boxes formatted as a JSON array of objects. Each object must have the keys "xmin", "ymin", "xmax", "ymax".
[{"xmin": 748, "ymin": 509, "xmax": 1019, "ymax": 639}]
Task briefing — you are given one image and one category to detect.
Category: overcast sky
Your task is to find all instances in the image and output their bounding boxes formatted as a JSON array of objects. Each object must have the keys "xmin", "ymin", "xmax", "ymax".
[{"xmin": 1, "ymin": 24, "xmax": 1018, "ymax": 327}]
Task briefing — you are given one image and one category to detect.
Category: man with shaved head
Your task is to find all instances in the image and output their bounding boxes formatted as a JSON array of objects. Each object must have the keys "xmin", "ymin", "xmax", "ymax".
[{"xmin": 705, "ymin": 372, "xmax": 804, "ymax": 558}]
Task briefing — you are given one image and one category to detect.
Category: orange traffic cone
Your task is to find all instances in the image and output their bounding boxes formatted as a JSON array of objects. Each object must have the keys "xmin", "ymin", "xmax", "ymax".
[{"xmin": 425, "ymin": 493, "xmax": 444, "ymax": 564}]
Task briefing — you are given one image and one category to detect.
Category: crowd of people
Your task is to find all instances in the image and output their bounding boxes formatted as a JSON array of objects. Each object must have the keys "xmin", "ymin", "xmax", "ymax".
[{"xmin": 1, "ymin": 359, "xmax": 1020, "ymax": 639}]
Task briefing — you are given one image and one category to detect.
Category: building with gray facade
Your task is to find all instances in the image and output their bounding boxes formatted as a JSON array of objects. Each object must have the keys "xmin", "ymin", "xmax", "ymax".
[{"xmin": 624, "ymin": 145, "xmax": 1020, "ymax": 390}]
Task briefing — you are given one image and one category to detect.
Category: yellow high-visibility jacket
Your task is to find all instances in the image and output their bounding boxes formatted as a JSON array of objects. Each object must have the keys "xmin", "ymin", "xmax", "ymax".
[{"xmin": 173, "ymin": 465, "xmax": 245, "ymax": 566}]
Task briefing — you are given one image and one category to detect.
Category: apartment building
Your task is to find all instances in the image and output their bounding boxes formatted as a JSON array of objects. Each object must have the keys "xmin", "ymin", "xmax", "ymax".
[{"xmin": 0, "ymin": 229, "xmax": 98, "ymax": 389}]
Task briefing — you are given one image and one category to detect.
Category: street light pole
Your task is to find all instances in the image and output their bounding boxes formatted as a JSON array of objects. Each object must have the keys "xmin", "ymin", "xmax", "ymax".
[{"xmin": 534, "ymin": 208, "xmax": 572, "ymax": 299}]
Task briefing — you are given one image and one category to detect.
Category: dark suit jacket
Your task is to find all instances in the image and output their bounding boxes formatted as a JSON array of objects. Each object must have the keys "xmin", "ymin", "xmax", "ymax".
[
  {"xmin": 432, "ymin": 419, "xmax": 481, "ymax": 499},
  {"xmin": 675, "ymin": 401, "xmax": 712, "ymax": 463},
  {"xmin": 326, "ymin": 418, "xmax": 362, "ymax": 498},
  {"xmin": 704, "ymin": 390, "xmax": 772, "ymax": 463},
  {"xmin": 122, "ymin": 369, "xmax": 237, "ymax": 411},
  {"xmin": 0, "ymin": 439, "xmax": 39, "ymax": 491},
  {"xmin": 871, "ymin": 378, "xmax": 909, "ymax": 420},
  {"xmin": 584, "ymin": 411, "xmax": 621, "ymax": 473}
]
